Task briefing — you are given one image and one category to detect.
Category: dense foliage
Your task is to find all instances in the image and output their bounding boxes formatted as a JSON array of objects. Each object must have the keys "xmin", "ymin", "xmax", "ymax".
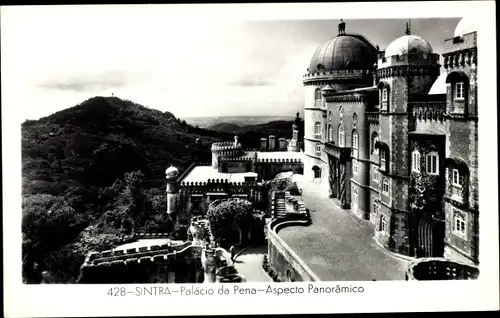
[{"xmin": 206, "ymin": 199, "xmax": 256, "ymax": 248}]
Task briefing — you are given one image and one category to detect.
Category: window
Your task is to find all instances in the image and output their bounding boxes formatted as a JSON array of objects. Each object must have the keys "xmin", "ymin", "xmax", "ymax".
[
  {"xmin": 353, "ymin": 160, "xmax": 358, "ymax": 175},
  {"xmin": 313, "ymin": 166, "xmax": 321, "ymax": 178},
  {"xmin": 412, "ymin": 150, "xmax": 421, "ymax": 172},
  {"xmin": 373, "ymin": 166, "xmax": 379, "ymax": 183},
  {"xmin": 455, "ymin": 82, "xmax": 465, "ymax": 99},
  {"xmin": 452, "ymin": 210, "xmax": 467, "ymax": 236},
  {"xmin": 373, "ymin": 199, "xmax": 379, "ymax": 215},
  {"xmin": 315, "ymin": 88, "xmax": 322, "ymax": 101},
  {"xmin": 314, "ymin": 122, "xmax": 321, "ymax": 139},
  {"xmin": 380, "ymin": 149, "xmax": 386, "ymax": 171},
  {"xmin": 315, "ymin": 143, "xmax": 322, "ymax": 154},
  {"xmin": 425, "ymin": 152, "xmax": 439, "ymax": 175},
  {"xmin": 379, "ymin": 214, "xmax": 387, "ymax": 232},
  {"xmin": 382, "ymin": 88, "xmax": 388, "ymax": 101},
  {"xmin": 338, "ymin": 125, "xmax": 345, "ymax": 147},
  {"xmin": 352, "ymin": 130, "xmax": 359, "ymax": 149},
  {"xmin": 328, "ymin": 124, "xmax": 333, "ymax": 142},
  {"xmin": 382, "ymin": 178, "xmax": 389, "ymax": 195},
  {"xmin": 452, "ymin": 169, "xmax": 462, "ymax": 187},
  {"xmin": 352, "ymin": 130, "xmax": 359, "ymax": 157},
  {"xmin": 372, "ymin": 134, "xmax": 379, "ymax": 155}
]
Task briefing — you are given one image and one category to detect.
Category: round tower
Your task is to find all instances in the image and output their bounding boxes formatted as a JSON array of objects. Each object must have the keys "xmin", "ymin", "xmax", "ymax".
[
  {"xmin": 165, "ymin": 166, "xmax": 180, "ymax": 215},
  {"xmin": 375, "ymin": 27, "xmax": 441, "ymax": 256},
  {"xmin": 302, "ymin": 20, "xmax": 377, "ymax": 183}
]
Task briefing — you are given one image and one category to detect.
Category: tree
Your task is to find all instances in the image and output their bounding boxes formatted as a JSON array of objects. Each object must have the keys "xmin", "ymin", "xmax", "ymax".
[
  {"xmin": 22, "ymin": 194, "xmax": 86, "ymax": 283},
  {"xmin": 206, "ymin": 199, "xmax": 255, "ymax": 247}
]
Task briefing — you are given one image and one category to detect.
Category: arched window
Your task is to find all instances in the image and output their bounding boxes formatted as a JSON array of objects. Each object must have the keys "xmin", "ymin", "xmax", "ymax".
[
  {"xmin": 312, "ymin": 166, "xmax": 321, "ymax": 179},
  {"xmin": 377, "ymin": 82, "xmax": 390, "ymax": 111},
  {"xmin": 425, "ymin": 151, "xmax": 439, "ymax": 175},
  {"xmin": 382, "ymin": 88, "xmax": 388, "ymax": 101},
  {"xmin": 412, "ymin": 149, "xmax": 421, "ymax": 172},
  {"xmin": 371, "ymin": 132, "xmax": 379, "ymax": 155},
  {"xmin": 382, "ymin": 178, "xmax": 389, "ymax": 195},
  {"xmin": 338, "ymin": 124, "xmax": 345, "ymax": 147},
  {"xmin": 379, "ymin": 214, "xmax": 387, "ymax": 232},
  {"xmin": 352, "ymin": 130, "xmax": 359, "ymax": 149},
  {"xmin": 352, "ymin": 130, "xmax": 359, "ymax": 158},
  {"xmin": 328, "ymin": 124, "xmax": 333, "ymax": 142},
  {"xmin": 314, "ymin": 88, "xmax": 322, "ymax": 101},
  {"xmin": 314, "ymin": 122, "xmax": 321, "ymax": 139}
]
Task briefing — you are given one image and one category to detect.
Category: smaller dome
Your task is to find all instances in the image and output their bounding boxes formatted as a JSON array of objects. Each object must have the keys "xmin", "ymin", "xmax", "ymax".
[
  {"xmin": 454, "ymin": 17, "xmax": 477, "ymax": 37},
  {"xmin": 385, "ymin": 35, "xmax": 433, "ymax": 58},
  {"xmin": 165, "ymin": 166, "xmax": 179, "ymax": 178},
  {"xmin": 428, "ymin": 73, "xmax": 447, "ymax": 95}
]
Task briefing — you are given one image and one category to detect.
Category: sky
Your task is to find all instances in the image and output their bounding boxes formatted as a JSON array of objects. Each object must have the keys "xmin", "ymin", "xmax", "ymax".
[{"xmin": 1, "ymin": 5, "xmax": 462, "ymax": 121}]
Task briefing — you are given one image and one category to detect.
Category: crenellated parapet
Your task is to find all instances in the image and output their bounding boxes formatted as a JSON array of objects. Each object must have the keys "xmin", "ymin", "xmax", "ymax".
[
  {"xmin": 377, "ymin": 65, "xmax": 440, "ymax": 79},
  {"xmin": 303, "ymin": 69, "xmax": 374, "ymax": 85},
  {"xmin": 179, "ymin": 179, "xmax": 260, "ymax": 188},
  {"xmin": 77, "ymin": 241, "xmax": 203, "ymax": 283},
  {"xmin": 218, "ymin": 156, "xmax": 254, "ymax": 162},
  {"xmin": 255, "ymin": 158, "xmax": 302, "ymax": 164},
  {"xmin": 85, "ymin": 241, "xmax": 193, "ymax": 266}
]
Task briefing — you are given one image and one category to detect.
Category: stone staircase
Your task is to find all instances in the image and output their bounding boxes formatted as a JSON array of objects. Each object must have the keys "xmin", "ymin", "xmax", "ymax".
[{"xmin": 271, "ymin": 191, "xmax": 287, "ymax": 218}]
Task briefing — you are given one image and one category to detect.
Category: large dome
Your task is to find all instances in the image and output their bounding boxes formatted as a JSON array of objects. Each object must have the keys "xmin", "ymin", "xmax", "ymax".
[
  {"xmin": 308, "ymin": 34, "xmax": 377, "ymax": 73},
  {"xmin": 385, "ymin": 35, "xmax": 433, "ymax": 58},
  {"xmin": 454, "ymin": 17, "xmax": 477, "ymax": 37}
]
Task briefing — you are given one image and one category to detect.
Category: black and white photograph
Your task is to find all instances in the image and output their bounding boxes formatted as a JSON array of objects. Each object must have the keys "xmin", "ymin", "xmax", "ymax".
[{"xmin": 2, "ymin": 2, "xmax": 498, "ymax": 317}]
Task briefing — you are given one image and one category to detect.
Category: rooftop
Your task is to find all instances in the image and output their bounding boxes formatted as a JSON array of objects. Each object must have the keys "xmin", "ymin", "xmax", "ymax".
[{"xmin": 180, "ymin": 166, "xmax": 258, "ymax": 183}]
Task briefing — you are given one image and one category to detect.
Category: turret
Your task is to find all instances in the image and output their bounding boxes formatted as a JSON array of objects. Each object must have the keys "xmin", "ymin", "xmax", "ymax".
[{"xmin": 165, "ymin": 166, "xmax": 180, "ymax": 215}]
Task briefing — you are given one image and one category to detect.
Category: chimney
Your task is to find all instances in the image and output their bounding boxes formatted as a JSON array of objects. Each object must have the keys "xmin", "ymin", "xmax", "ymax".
[
  {"xmin": 279, "ymin": 137, "xmax": 287, "ymax": 151},
  {"xmin": 268, "ymin": 135, "xmax": 276, "ymax": 150},
  {"xmin": 260, "ymin": 138, "xmax": 268, "ymax": 151}
]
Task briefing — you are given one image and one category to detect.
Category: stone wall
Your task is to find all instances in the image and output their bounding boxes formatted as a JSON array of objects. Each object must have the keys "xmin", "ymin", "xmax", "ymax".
[
  {"xmin": 78, "ymin": 242, "xmax": 203, "ymax": 284},
  {"xmin": 267, "ymin": 216, "xmax": 318, "ymax": 282}
]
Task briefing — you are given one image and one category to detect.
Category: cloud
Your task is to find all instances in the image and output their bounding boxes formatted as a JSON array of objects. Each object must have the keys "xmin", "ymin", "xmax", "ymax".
[{"xmin": 227, "ymin": 77, "xmax": 274, "ymax": 87}]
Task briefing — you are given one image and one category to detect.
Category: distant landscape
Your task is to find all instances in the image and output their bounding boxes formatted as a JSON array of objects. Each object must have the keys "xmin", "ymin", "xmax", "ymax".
[{"xmin": 182, "ymin": 115, "xmax": 296, "ymax": 129}]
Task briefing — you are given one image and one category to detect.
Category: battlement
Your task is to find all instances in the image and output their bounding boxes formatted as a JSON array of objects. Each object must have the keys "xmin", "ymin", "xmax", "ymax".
[
  {"xmin": 255, "ymin": 158, "xmax": 302, "ymax": 164},
  {"xmin": 211, "ymin": 142, "xmax": 243, "ymax": 152},
  {"xmin": 219, "ymin": 156, "xmax": 254, "ymax": 162},
  {"xmin": 179, "ymin": 179, "xmax": 260, "ymax": 187},
  {"xmin": 303, "ymin": 69, "xmax": 373, "ymax": 79},
  {"xmin": 84, "ymin": 241, "xmax": 193, "ymax": 266}
]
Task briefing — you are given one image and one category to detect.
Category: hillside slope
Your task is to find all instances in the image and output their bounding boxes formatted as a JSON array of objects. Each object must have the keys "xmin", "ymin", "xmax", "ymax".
[{"xmin": 21, "ymin": 96, "xmax": 232, "ymax": 283}]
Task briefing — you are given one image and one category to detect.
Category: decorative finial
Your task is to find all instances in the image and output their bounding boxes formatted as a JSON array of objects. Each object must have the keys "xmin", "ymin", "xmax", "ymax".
[
  {"xmin": 338, "ymin": 19, "xmax": 346, "ymax": 35},
  {"xmin": 405, "ymin": 19, "xmax": 411, "ymax": 35}
]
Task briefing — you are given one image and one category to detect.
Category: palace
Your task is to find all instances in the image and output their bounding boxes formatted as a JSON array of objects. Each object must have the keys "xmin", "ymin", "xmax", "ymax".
[
  {"xmin": 302, "ymin": 17, "xmax": 478, "ymax": 265},
  {"xmin": 78, "ymin": 17, "xmax": 480, "ymax": 283}
]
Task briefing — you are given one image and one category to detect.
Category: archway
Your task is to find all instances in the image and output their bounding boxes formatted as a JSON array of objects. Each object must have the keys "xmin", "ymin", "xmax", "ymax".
[{"xmin": 312, "ymin": 165, "xmax": 321, "ymax": 179}]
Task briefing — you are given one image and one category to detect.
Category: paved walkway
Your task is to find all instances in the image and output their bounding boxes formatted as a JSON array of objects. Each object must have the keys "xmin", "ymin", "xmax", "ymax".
[
  {"xmin": 278, "ymin": 181, "xmax": 408, "ymax": 281},
  {"xmin": 233, "ymin": 245, "xmax": 272, "ymax": 282}
]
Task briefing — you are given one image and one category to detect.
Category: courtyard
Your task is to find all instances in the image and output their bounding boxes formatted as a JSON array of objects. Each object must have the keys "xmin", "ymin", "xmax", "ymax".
[{"xmin": 278, "ymin": 180, "xmax": 408, "ymax": 281}]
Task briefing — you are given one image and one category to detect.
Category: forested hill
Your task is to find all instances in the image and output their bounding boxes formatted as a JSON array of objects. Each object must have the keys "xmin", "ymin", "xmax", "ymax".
[
  {"xmin": 21, "ymin": 96, "xmax": 232, "ymax": 283},
  {"xmin": 22, "ymin": 96, "xmax": 232, "ymax": 192}
]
